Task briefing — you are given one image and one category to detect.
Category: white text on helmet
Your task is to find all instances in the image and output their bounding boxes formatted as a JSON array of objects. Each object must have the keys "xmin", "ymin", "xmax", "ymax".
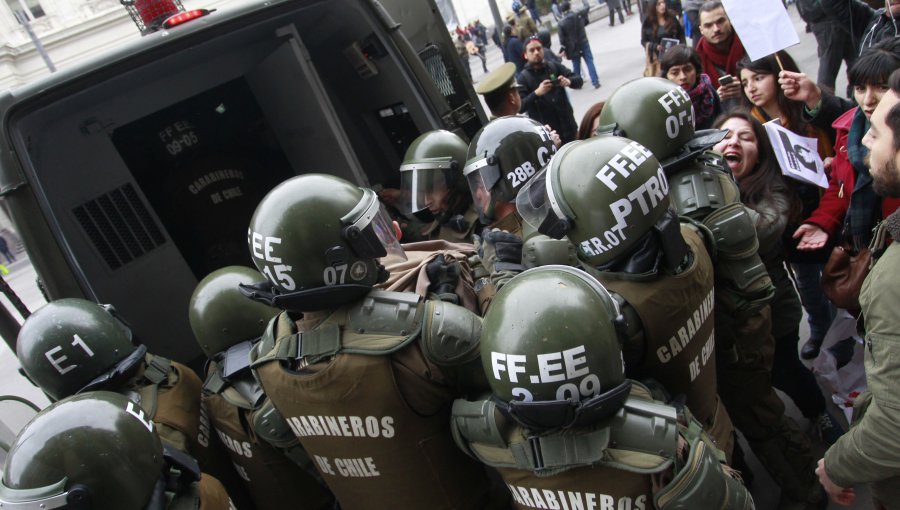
[
  {"xmin": 491, "ymin": 346, "xmax": 601, "ymax": 402},
  {"xmin": 249, "ymin": 229, "xmax": 297, "ymax": 291},
  {"xmin": 580, "ymin": 166, "xmax": 669, "ymax": 258},
  {"xmin": 594, "ymin": 141, "xmax": 654, "ymax": 192},
  {"xmin": 658, "ymin": 87, "xmax": 693, "ymax": 140},
  {"xmin": 44, "ymin": 333, "xmax": 95, "ymax": 375},
  {"xmin": 126, "ymin": 401, "xmax": 155, "ymax": 432}
]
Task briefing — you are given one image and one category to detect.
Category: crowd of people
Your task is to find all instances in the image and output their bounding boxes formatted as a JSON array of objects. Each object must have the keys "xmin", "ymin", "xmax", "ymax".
[{"xmin": 3, "ymin": 1, "xmax": 900, "ymax": 510}]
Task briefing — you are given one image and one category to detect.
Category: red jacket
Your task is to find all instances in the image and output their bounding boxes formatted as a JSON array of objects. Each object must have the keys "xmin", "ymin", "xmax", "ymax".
[{"xmin": 805, "ymin": 107, "xmax": 900, "ymax": 239}]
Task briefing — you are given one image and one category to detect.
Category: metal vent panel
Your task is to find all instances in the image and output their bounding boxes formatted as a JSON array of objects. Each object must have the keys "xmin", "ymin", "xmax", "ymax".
[{"xmin": 73, "ymin": 184, "xmax": 166, "ymax": 270}]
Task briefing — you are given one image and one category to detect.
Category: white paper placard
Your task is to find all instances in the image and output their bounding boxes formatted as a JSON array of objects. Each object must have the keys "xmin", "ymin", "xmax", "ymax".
[
  {"xmin": 764, "ymin": 120, "xmax": 828, "ymax": 188},
  {"xmin": 721, "ymin": 0, "xmax": 800, "ymax": 61}
]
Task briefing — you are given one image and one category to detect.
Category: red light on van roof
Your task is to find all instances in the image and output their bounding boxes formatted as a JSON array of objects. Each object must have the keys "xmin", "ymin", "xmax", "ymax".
[{"xmin": 162, "ymin": 8, "xmax": 210, "ymax": 28}]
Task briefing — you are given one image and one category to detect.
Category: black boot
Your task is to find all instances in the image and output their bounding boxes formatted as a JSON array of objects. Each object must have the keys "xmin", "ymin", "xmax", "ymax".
[{"xmin": 799, "ymin": 337, "xmax": 823, "ymax": 360}]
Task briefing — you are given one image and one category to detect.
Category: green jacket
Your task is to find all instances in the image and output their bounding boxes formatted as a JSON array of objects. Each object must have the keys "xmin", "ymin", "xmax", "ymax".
[{"xmin": 825, "ymin": 210, "xmax": 900, "ymax": 500}]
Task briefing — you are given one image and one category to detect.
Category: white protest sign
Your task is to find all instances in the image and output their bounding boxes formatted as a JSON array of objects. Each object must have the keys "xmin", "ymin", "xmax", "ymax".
[
  {"xmin": 764, "ymin": 120, "xmax": 828, "ymax": 189},
  {"xmin": 721, "ymin": 0, "xmax": 800, "ymax": 61}
]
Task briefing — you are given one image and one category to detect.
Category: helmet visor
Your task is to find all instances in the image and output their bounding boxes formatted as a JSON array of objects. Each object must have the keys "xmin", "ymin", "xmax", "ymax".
[
  {"xmin": 464, "ymin": 156, "xmax": 502, "ymax": 216},
  {"xmin": 343, "ymin": 189, "xmax": 407, "ymax": 262},
  {"xmin": 399, "ymin": 161, "xmax": 453, "ymax": 217},
  {"xmin": 515, "ymin": 166, "xmax": 570, "ymax": 239},
  {"xmin": 516, "ymin": 167, "xmax": 551, "ymax": 229}
]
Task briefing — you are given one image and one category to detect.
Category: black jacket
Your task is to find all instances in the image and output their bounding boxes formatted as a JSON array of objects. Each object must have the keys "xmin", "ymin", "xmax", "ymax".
[
  {"xmin": 518, "ymin": 61, "xmax": 584, "ymax": 144},
  {"xmin": 557, "ymin": 11, "xmax": 589, "ymax": 59},
  {"xmin": 820, "ymin": 0, "xmax": 899, "ymax": 54}
]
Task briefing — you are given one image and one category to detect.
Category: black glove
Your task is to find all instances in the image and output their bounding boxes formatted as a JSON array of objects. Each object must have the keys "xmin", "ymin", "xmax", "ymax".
[
  {"xmin": 425, "ymin": 257, "xmax": 461, "ymax": 304},
  {"xmin": 478, "ymin": 228, "xmax": 525, "ymax": 273}
]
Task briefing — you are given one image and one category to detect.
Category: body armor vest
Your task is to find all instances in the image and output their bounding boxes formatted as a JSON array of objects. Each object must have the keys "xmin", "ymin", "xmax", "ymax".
[
  {"xmin": 595, "ymin": 228, "xmax": 719, "ymax": 429},
  {"xmin": 123, "ymin": 355, "xmax": 203, "ymax": 456},
  {"xmin": 203, "ymin": 361, "xmax": 335, "ymax": 510},
  {"xmin": 251, "ymin": 298, "xmax": 492, "ymax": 510},
  {"xmin": 452, "ymin": 385, "xmax": 753, "ymax": 510}
]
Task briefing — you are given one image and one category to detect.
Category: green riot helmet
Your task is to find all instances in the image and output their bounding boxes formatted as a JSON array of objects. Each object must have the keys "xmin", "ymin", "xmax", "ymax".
[
  {"xmin": 0, "ymin": 391, "xmax": 164, "ymax": 510},
  {"xmin": 597, "ymin": 77, "xmax": 695, "ymax": 163},
  {"xmin": 481, "ymin": 265, "xmax": 630, "ymax": 430},
  {"xmin": 16, "ymin": 298, "xmax": 144, "ymax": 401},
  {"xmin": 464, "ymin": 116, "xmax": 557, "ymax": 223},
  {"xmin": 245, "ymin": 174, "xmax": 405, "ymax": 312},
  {"xmin": 189, "ymin": 265, "xmax": 280, "ymax": 358},
  {"xmin": 399, "ymin": 130, "xmax": 470, "ymax": 224},
  {"xmin": 517, "ymin": 136, "xmax": 671, "ymax": 267}
]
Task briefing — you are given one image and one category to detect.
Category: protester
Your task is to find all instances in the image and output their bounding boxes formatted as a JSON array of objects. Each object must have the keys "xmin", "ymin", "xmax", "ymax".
[
  {"xmin": 641, "ymin": 0, "xmax": 686, "ymax": 77},
  {"xmin": 713, "ymin": 110, "xmax": 845, "ymax": 446},
  {"xmin": 820, "ymin": 0, "xmax": 900, "ymax": 55},
  {"xmin": 738, "ymin": 50, "xmax": 838, "ymax": 362},
  {"xmin": 558, "ymin": 1, "xmax": 601, "ymax": 88},
  {"xmin": 796, "ymin": 0, "xmax": 858, "ymax": 93},
  {"xmin": 661, "ymin": 44, "xmax": 722, "ymax": 128},
  {"xmin": 788, "ymin": 39, "xmax": 900, "ymax": 358},
  {"xmin": 695, "ymin": 1, "xmax": 745, "ymax": 107},
  {"xmin": 816, "ymin": 66, "xmax": 900, "ymax": 510},
  {"xmin": 576, "ymin": 101, "xmax": 606, "ymax": 139},
  {"xmin": 517, "ymin": 36, "xmax": 584, "ymax": 143}
]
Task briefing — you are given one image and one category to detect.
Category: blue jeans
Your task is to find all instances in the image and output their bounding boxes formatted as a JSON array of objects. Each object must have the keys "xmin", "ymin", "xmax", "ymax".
[
  {"xmin": 790, "ymin": 262, "xmax": 836, "ymax": 342},
  {"xmin": 571, "ymin": 43, "xmax": 600, "ymax": 87}
]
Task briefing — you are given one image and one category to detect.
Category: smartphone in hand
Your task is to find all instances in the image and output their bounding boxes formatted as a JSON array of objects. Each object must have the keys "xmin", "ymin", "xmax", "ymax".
[{"xmin": 718, "ymin": 74, "xmax": 735, "ymax": 87}]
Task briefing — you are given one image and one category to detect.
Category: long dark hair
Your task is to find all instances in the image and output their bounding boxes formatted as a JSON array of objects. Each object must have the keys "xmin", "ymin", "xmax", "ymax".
[
  {"xmin": 712, "ymin": 109, "xmax": 802, "ymax": 224},
  {"xmin": 577, "ymin": 101, "xmax": 605, "ymax": 140},
  {"xmin": 736, "ymin": 50, "xmax": 806, "ymax": 133},
  {"xmin": 646, "ymin": 0, "xmax": 680, "ymax": 37}
]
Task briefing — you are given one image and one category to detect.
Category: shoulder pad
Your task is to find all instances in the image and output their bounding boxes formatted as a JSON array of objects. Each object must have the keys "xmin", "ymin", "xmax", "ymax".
[
  {"xmin": 252, "ymin": 398, "xmax": 300, "ymax": 450},
  {"xmin": 521, "ymin": 234, "xmax": 580, "ymax": 269},
  {"xmin": 668, "ymin": 161, "xmax": 740, "ymax": 220},
  {"xmin": 421, "ymin": 300, "xmax": 481, "ymax": 366},
  {"xmin": 702, "ymin": 203, "xmax": 759, "ymax": 259},
  {"xmin": 251, "ymin": 312, "xmax": 290, "ymax": 363},
  {"xmin": 347, "ymin": 289, "xmax": 423, "ymax": 337},
  {"xmin": 654, "ymin": 433, "xmax": 752, "ymax": 510},
  {"xmin": 610, "ymin": 291, "xmax": 647, "ymax": 368},
  {"xmin": 452, "ymin": 388, "xmax": 679, "ymax": 475}
]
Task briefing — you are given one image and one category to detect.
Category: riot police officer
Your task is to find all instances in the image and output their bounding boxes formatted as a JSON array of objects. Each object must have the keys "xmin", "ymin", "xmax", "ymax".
[
  {"xmin": 463, "ymin": 116, "xmax": 578, "ymax": 310},
  {"xmin": 241, "ymin": 173, "xmax": 505, "ymax": 510},
  {"xmin": 596, "ymin": 77, "xmax": 822, "ymax": 509},
  {"xmin": 15, "ymin": 298, "xmax": 252, "ymax": 507},
  {"xmin": 451, "ymin": 265, "xmax": 754, "ymax": 510},
  {"xmin": 516, "ymin": 134, "xmax": 734, "ymax": 459},
  {"xmin": 397, "ymin": 129, "xmax": 481, "ymax": 242},
  {"xmin": 189, "ymin": 265, "xmax": 336, "ymax": 510},
  {"xmin": 0, "ymin": 391, "xmax": 233, "ymax": 510}
]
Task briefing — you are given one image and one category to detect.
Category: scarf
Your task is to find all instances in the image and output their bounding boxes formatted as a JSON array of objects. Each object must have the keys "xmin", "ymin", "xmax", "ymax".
[
  {"xmin": 846, "ymin": 108, "xmax": 879, "ymax": 250},
  {"xmin": 695, "ymin": 34, "xmax": 745, "ymax": 88},
  {"xmin": 687, "ymin": 73, "xmax": 717, "ymax": 129}
]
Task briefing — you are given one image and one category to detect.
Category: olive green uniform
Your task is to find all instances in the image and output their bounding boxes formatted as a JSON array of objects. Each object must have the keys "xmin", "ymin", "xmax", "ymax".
[
  {"xmin": 120, "ymin": 353, "xmax": 254, "ymax": 509},
  {"xmin": 588, "ymin": 226, "xmax": 734, "ymax": 458},
  {"xmin": 202, "ymin": 359, "xmax": 335, "ymax": 510},
  {"xmin": 250, "ymin": 291, "xmax": 499, "ymax": 510},
  {"xmin": 452, "ymin": 383, "xmax": 754, "ymax": 510}
]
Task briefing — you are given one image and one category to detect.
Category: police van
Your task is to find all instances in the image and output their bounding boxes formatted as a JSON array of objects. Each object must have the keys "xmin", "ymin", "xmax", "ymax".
[{"xmin": 0, "ymin": 0, "xmax": 486, "ymax": 364}]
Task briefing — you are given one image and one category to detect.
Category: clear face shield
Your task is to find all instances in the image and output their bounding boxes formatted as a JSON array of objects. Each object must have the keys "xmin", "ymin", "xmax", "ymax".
[
  {"xmin": 464, "ymin": 156, "xmax": 502, "ymax": 219},
  {"xmin": 0, "ymin": 479, "xmax": 89, "ymax": 510},
  {"xmin": 399, "ymin": 160, "xmax": 453, "ymax": 222},
  {"xmin": 515, "ymin": 166, "xmax": 571, "ymax": 239},
  {"xmin": 341, "ymin": 188, "xmax": 407, "ymax": 263}
]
